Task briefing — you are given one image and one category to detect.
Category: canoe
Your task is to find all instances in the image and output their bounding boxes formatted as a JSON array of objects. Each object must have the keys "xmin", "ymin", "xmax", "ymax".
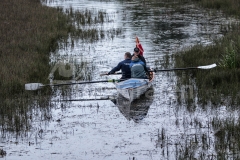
[{"xmin": 115, "ymin": 72, "xmax": 154, "ymax": 102}]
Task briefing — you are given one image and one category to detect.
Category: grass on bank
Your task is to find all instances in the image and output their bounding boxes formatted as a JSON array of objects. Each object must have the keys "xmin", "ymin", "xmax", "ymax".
[
  {"xmin": 0, "ymin": 1, "xmax": 107, "ymax": 98},
  {"xmin": 0, "ymin": 0, "xmax": 73, "ymax": 97},
  {"xmin": 0, "ymin": 0, "xmax": 74, "ymax": 135},
  {"xmin": 0, "ymin": 0, "xmax": 110, "ymax": 135},
  {"xmin": 174, "ymin": 26, "xmax": 240, "ymax": 106}
]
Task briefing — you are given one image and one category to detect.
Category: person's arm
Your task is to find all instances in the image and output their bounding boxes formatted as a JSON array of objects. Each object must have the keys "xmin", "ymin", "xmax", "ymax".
[
  {"xmin": 108, "ymin": 62, "xmax": 122, "ymax": 74},
  {"xmin": 137, "ymin": 44, "xmax": 144, "ymax": 54}
]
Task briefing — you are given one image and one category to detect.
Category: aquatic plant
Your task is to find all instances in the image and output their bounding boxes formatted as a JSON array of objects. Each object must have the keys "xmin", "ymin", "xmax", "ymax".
[
  {"xmin": 219, "ymin": 46, "xmax": 237, "ymax": 69},
  {"xmin": 0, "ymin": 149, "xmax": 6, "ymax": 157}
]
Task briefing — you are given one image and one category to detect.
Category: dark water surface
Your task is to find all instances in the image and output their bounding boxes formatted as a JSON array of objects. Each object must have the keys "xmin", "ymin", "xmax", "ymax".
[{"xmin": 2, "ymin": 0, "xmax": 239, "ymax": 159}]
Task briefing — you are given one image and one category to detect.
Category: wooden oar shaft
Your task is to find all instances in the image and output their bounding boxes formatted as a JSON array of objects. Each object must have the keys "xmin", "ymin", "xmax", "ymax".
[
  {"xmin": 49, "ymin": 80, "xmax": 112, "ymax": 86},
  {"xmin": 103, "ymin": 64, "xmax": 216, "ymax": 75},
  {"xmin": 61, "ymin": 98, "xmax": 112, "ymax": 101},
  {"xmin": 49, "ymin": 79, "xmax": 128, "ymax": 86},
  {"xmin": 154, "ymin": 67, "xmax": 197, "ymax": 72},
  {"xmin": 25, "ymin": 79, "xmax": 127, "ymax": 90}
]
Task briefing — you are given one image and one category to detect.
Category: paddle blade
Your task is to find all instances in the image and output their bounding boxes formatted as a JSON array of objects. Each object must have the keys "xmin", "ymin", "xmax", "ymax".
[
  {"xmin": 25, "ymin": 83, "xmax": 44, "ymax": 90},
  {"xmin": 198, "ymin": 63, "xmax": 217, "ymax": 69}
]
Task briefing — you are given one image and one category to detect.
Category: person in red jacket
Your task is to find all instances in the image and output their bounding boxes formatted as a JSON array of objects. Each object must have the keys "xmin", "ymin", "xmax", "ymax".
[{"xmin": 136, "ymin": 36, "xmax": 144, "ymax": 56}]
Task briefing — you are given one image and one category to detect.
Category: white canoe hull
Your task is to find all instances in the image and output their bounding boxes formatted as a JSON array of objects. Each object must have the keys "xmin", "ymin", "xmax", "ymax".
[{"xmin": 116, "ymin": 78, "xmax": 153, "ymax": 102}]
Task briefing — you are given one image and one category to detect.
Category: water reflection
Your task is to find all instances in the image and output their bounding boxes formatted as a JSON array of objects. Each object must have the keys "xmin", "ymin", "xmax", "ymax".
[{"xmin": 113, "ymin": 88, "xmax": 154, "ymax": 122}]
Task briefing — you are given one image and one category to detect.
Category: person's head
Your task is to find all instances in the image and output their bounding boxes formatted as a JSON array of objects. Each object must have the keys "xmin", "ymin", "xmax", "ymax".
[
  {"xmin": 131, "ymin": 55, "xmax": 139, "ymax": 61},
  {"xmin": 134, "ymin": 47, "xmax": 140, "ymax": 56},
  {"xmin": 124, "ymin": 52, "xmax": 131, "ymax": 59}
]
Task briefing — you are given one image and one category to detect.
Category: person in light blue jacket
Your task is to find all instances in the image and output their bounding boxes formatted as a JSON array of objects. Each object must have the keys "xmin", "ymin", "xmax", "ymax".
[{"xmin": 129, "ymin": 55, "xmax": 149, "ymax": 79}]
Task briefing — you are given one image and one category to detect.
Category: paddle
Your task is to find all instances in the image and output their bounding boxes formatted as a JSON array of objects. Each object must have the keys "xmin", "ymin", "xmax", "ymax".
[
  {"xmin": 100, "ymin": 73, "xmax": 119, "ymax": 76},
  {"xmin": 60, "ymin": 98, "xmax": 117, "ymax": 105},
  {"xmin": 61, "ymin": 98, "xmax": 113, "ymax": 101},
  {"xmin": 153, "ymin": 63, "xmax": 217, "ymax": 71},
  {"xmin": 100, "ymin": 63, "xmax": 217, "ymax": 75},
  {"xmin": 25, "ymin": 79, "xmax": 124, "ymax": 91}
]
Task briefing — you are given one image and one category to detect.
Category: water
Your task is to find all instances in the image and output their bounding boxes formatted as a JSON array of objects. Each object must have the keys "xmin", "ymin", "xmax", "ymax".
[{"xmin": 2, "ymin": 0, "xmax": 239, "ymax": 159}]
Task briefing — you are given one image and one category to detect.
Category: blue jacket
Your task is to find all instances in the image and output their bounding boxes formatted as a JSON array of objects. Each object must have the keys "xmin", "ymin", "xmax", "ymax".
[
  {"xmin": 131, "ymin": 54, "xmax": 146, "ymax": 65},
  {"xmin": 129, "ymin": 58, "xmax": 149, "ymax": 79},
  {"xmin": 109, "ymin": 59, "xmax": 131, "ymax": 79}
]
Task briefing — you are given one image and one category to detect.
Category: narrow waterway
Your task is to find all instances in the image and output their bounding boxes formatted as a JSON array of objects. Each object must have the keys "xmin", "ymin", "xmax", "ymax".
[{"xmin": 2, "ymin": 0, "xmax": 239, "ymax": 159}]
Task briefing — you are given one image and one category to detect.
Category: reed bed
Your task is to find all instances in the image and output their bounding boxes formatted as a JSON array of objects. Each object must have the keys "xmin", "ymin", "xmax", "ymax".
[
  {"xmin": 176, "ymin": 117, "xmax": 240, "ymax": 159},
  {"xmin": 140, "ymin": 0, "xmax": 240, "ymax": 18},
  {"xmin": 212, "ymin": 117, "xmax": 240, "ymax": 159},
  {"xmin": 196, "ymin": 0, "xmax": 240, "ymax": 18},
  {"xmin": 0, "ymin": 0, "xmax": 72, "ymax": 135},
  {"xmin": 168, "ymin": 1, "xmax": 240, "ymax": 157},
  {"xmin": 0, "ymin": 0, "xmax": 72, "ymax": 97},
  {"xmin": 173, "ymin": 27, "xmax": 240, "ymax": 160},
  {"xmin": 172, "ymin": 23, "xmax": 240, "ymax": 107},
  {"xmin": 0, "ymin": 0, "xmax": 110, "ymax": 135}
]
